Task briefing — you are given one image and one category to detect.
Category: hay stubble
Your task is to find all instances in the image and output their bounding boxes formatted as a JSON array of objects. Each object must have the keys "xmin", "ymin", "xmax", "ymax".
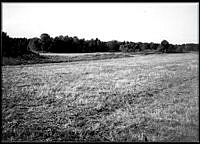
[{"xmin": 2, "ymin": 53, "xmax": 198, "ymax": 142}]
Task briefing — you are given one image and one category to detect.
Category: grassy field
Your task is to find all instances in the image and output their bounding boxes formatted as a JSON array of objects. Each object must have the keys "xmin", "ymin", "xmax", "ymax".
[
  {"xmin": 2, "ymin": 52, "xmax": 133, "ymax": 66},
  {"xmin": 39, "ymin": 52, "xmax": 118, "ymax": 56},
  {"xmin": 2, "ymin": 53, "xmax": 199, "ymax": 142}
]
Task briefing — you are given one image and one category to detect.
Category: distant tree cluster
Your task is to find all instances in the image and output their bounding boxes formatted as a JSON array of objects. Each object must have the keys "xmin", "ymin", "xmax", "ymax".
[
  {"xmin": 119, "ymin": 42, "xmax": 160, "ymax": 52},
  {"xmin": 119, "ymin": 40, "xmax": 199, "ymax": 53},
  {"xmin": 2, "ymin": 32, "xmax": 29, "ymax": 57},
  {"xmin": 2, "ymin": 32, "xmax": 199, "ymax": 57},
  {"xmin": 27, "ymin": 33, "xmax": 121, "ymax": 53}
]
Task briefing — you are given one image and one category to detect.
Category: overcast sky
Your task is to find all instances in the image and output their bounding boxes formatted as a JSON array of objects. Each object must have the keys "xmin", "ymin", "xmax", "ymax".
[{"xmin": 2, "ymin": 3, "xmax": 199, "ymax": 44}]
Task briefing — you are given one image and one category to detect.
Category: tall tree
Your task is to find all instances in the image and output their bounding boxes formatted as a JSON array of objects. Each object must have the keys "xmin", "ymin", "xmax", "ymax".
[
  {"xmin": 27, "ymin": 37, "xmax": 41, "ymax": 53},
  {"xmin": 160, "ymin": 40, "xmax": 169, "ymax": 53},
  {"xmin": 40, "ymin": 33, "xmax": 52, "ymax": 52},
  {"xmin": 106, "ymin": 40, "xmax": 121, "ymax": 52}
]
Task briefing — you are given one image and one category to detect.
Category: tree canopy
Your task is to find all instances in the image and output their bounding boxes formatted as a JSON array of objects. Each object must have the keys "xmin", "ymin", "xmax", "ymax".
[{"xmin": 2, "ymin": 32, "xmax": 198, "ymax": 58}]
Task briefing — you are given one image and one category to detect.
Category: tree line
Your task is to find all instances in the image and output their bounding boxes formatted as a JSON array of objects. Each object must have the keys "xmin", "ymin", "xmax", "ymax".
[{"xmin": 2, "ymin": 32, "xmax": 198, "ymax": 57}]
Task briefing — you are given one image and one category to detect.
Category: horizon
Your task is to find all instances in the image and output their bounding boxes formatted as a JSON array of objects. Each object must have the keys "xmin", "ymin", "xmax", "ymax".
[
  {"xmin": 2, "ymin": 30, "xmax": 199, "ymax": 45},
  {"xmin": 2, "ymin": 3, "xmax": 199, "ymax": 45}
]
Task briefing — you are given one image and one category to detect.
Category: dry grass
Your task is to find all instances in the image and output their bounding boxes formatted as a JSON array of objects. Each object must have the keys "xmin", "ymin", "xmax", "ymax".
[
  {"xmin": 2, "ymin": 52, "xmax": 133, "ymax": 66},
  {"xmin": 39, "ymin": 52, "xmax": 121, "ymax": 57},
  {"xmin": 2, "ymin": 53, "xmax": 199, "ymax": 142}
]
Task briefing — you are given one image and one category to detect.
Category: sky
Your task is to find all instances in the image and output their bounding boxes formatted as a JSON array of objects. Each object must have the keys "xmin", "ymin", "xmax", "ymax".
[{"xmin": 2, "ymin": 3, "xmax": 199, "ymax": 44}]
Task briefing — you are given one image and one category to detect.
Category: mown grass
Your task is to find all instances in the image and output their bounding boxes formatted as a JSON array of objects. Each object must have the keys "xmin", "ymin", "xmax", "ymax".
[
  {"xmin": 2, "ymin": 52, "xmax": 133, "ymax": 66},
  {"xmin": 2, "ymin": 53, "xmax": 199, "ymax": 142}
]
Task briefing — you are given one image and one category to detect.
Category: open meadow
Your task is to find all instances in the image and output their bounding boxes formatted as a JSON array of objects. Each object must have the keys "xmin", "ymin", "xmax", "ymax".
[
  {"xmin": 39, "ymin": 52, "xmax": 117, "ymax": 57},
  {"xmin": 2, "ymin": 53, "xmax": 199, "ymax": 142}
]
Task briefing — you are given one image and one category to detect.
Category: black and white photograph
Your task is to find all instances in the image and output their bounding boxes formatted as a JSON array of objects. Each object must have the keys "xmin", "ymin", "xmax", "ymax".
[{"xmin": 1, "ymin": 2, "xmax": 199, "ymax": 142}]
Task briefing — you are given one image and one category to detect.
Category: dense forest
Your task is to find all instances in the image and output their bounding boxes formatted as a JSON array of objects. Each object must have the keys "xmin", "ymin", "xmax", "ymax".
[{"xmin": 2, "ymin": 32, "xmax": 199, "ymax": 57}]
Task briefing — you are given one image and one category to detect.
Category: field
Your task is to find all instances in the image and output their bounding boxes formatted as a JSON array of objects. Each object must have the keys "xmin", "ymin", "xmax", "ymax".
[
  {"xmin": 2, "ymin": 53, "xmax": 199, "ymax": 142},
  {"xmin": 2, "ymin": 52, "xmax": 133, "ymax": 66},
  {"xmin": 39, "ymin": 52, "xmax": 117, "ymax": 56}
]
